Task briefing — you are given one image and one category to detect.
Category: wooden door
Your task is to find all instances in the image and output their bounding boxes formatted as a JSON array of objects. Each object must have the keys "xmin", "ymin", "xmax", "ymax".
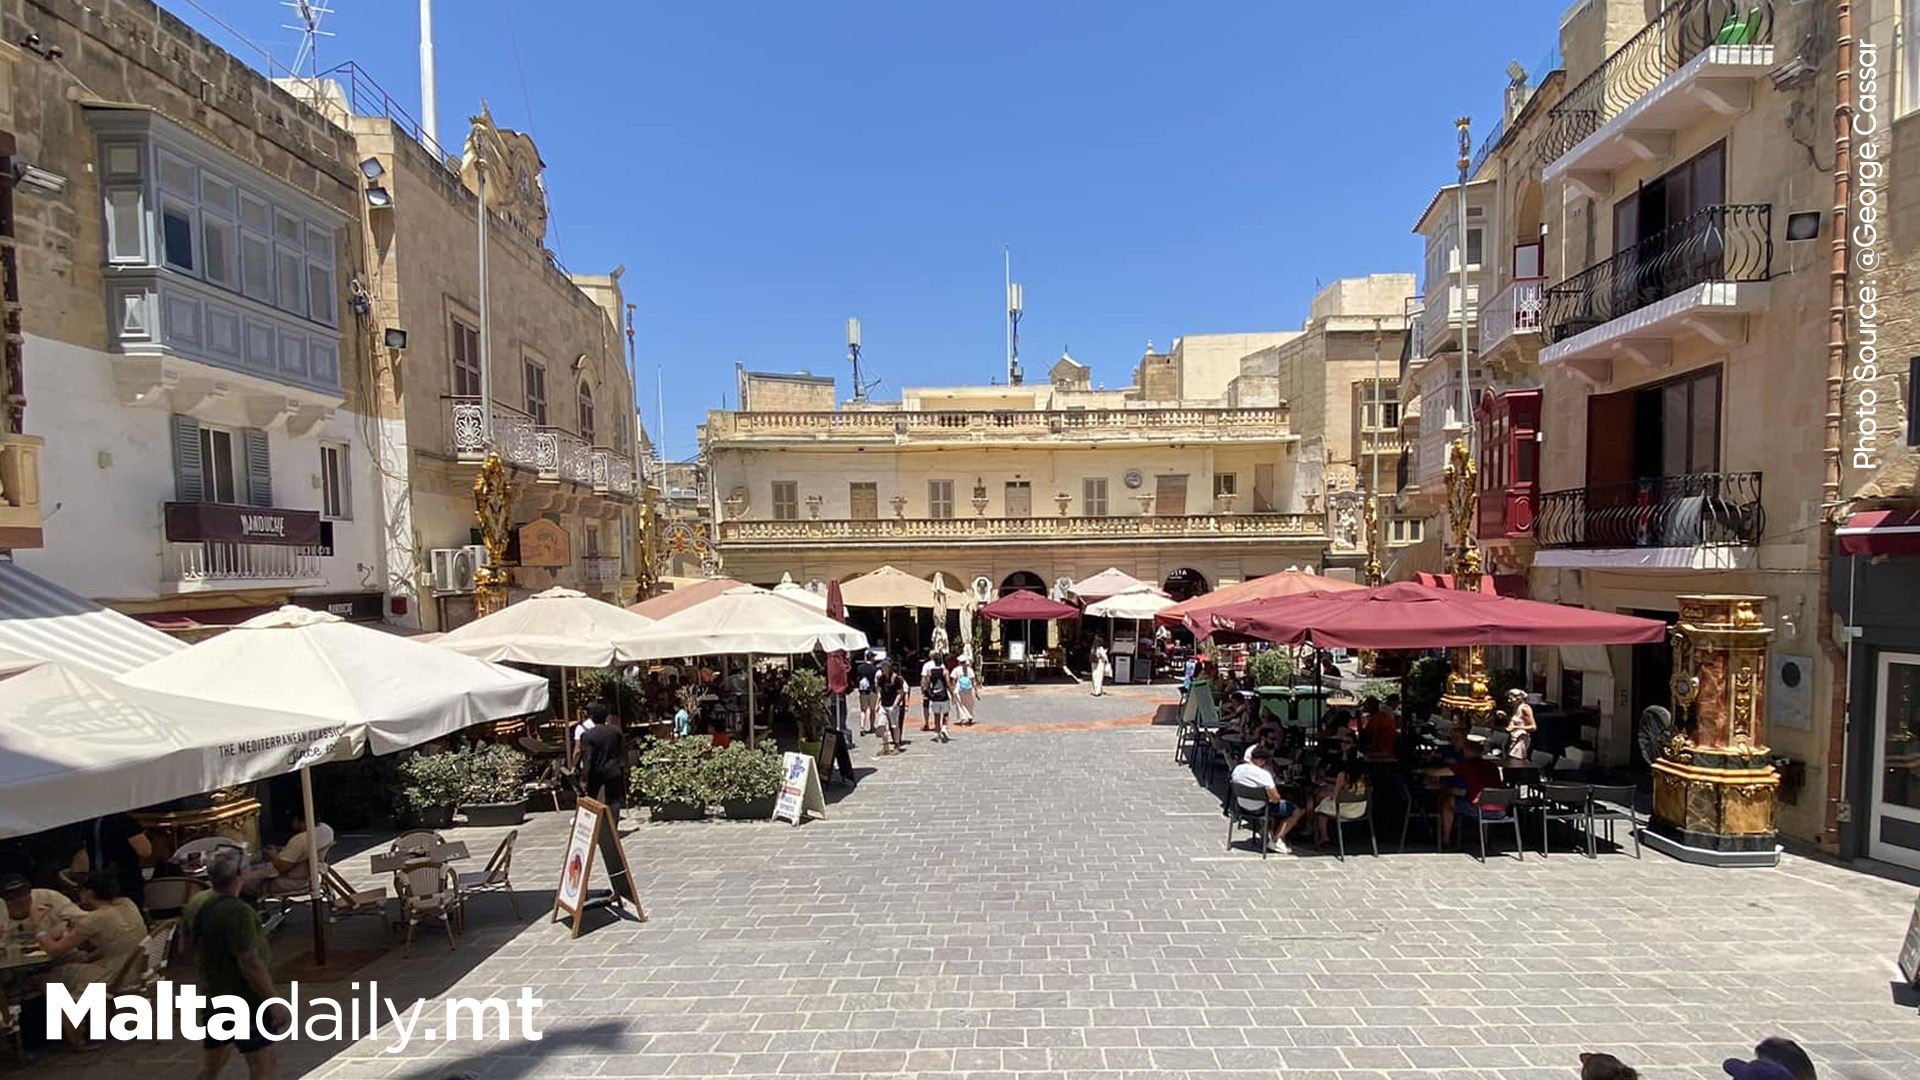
[{"xmin": 1155, "ymin": 474, "xmax": 1188, "ymax": 517}]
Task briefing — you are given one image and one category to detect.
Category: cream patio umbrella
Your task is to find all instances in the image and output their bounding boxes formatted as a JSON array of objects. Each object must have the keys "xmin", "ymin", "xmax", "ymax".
[
  {"xmin": 623, "ymin": 586, "xmax": 869, "ymax": 745},
  {"xmin": 118, "ymin": 604, "xmax": 549, "ymax": 961},
  {"xmin": 436, "ymin": 585, "xmax": 656, "ymax": 666},
  {"xmin": 772, "ymin": 572, "xmax": 829, "ymax": 611},
  {"xmin": 1069, "ymin": 567, "xmax": 1148, "ymax": 604},
  {"xmin": 837, "ymin": 565, "xmax": 941, "ymax": 609},
  {"xmin": 1084, "ymin": 584, "xmax": 1177, "ymax": 684}
]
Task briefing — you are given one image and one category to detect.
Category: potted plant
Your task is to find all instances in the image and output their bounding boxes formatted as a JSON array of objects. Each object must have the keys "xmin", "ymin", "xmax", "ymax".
[
  {"xmin": 397, "ymin": 749, "xmax": 464, "ymax": 829},
  {"xmin": 635, "ymin": 737, "xmax": 711, "ymax": 821},
  {"xmin": 458, "ymin": 743, "xmax": 531, "ymax": 826},
  {"xmin": 1247, "ymin": 648, "xmax": 1295, "ymax": 689},
  {"xmin": 783, "ymin": 668, "xmax": 827, "ymax": 758},
  {"xmin": 1406, "ymin": 655, "xmax": 1453, "ymax": 722},
  {"xmin": 705, "ymin": 744, "xmax": 784, "ymax": 819}
]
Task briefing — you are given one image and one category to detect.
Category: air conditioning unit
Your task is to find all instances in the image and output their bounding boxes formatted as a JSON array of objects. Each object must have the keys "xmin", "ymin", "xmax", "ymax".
[
  {"xmin": 461, "ymin": 543, "xmax": 491, "ymax": 568},
  {"xmin": 430, "ymin": 548, "xmax": 478, "ymax": 595}
]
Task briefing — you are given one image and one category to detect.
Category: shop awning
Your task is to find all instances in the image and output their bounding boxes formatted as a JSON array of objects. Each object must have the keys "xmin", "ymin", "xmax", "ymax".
[
  {"xmin": 1837, "ymin": 508, "xmax": 1920, "ymax": 557},
  {"xmin": 0, "ymin": 561, "xmax": 184, "ymax": 676},
  {"xmin": 1416, "ymin": 572, "xmax": 1531, "ymax": 597}
]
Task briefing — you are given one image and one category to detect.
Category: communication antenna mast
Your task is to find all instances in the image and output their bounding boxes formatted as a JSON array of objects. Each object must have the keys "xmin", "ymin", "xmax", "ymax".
[
  {"xmin": 846, "ymin": 317, "xmax": 880, "ymax": 402},
  {"xmin": 281, "ymin": 0, "xmax": 335, "ymax": 80},
  {"xmin": 1005, "ymin": 248, "xmax": 1025, "ymax": 386}
]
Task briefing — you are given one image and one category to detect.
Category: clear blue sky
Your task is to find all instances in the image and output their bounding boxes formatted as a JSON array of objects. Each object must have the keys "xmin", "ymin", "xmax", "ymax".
[{"xmin": 168, "ymin": 1, "xmax": 1557, "ymax": 461}]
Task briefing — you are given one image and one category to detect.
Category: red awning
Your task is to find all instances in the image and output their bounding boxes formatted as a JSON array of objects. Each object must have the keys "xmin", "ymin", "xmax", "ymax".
[
  {"xmin": 1837, "ymin": 508, "xmax": 1920, "ymax": 557},
  {"xmin": 979, "ymin": 591, "xmax": 1080, "ymax": 621},
  {"xmin": 1415, "ymin": 572, "xmax": 1529, "ymax": 597},
  {"xmin": 137, "ymin": 605, "xmax": 278, "ymax": 632},
  {"xmin": 1199, "ymin": 581, "xmax": 1667, "ymax": 649},
  {"xmin": 1156, "ymin": 571, "xmax": 1365, "ymax": 628}
]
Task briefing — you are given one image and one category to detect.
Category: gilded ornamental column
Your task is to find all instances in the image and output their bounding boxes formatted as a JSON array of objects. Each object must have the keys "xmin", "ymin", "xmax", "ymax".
[{"xmin": 1646, "ymin": 594, "xmax": 1781, "ymax": 866}]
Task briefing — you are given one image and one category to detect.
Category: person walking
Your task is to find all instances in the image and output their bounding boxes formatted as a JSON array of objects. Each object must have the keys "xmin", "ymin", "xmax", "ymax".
[
  {"xmin": 876, "ymin": 661, "xmax": 906, "ymax": 753},
  {"xmin": 578, "ymin": 712, "xmax": 629, "ymax": 823},
  {"xmin": 1090, "ymin": 638, "xmax": 1109, "ymax": 696},
  {"xmin": 924, "ymin": 652, "xmax": 954, "ymax": 743},
  {"xmin": 919, "ymin": 652, "xmax": 938, "ymax": 732},
  {"xmin": 855, "ymin": 650, "xmax": 880, "ymax": 735},
  {"xmin": 826, "ymin": 648, "xmax": 852, "ymax": 746},
  {"xmin": 1505, "ymin": 688, "xmax": 1537, "ymax": 761},
  {"xmin": 188, "ymin": 850, "xmax": 286, "ymax": 1080},
  {"xmin": 954, "ymin": 654, "xmax": 980, "ymax": 726}
]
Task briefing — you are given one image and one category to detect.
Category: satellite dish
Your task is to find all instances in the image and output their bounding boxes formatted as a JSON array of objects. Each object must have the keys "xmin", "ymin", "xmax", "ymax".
[{"xmin": 1637, "ymin": 705, "xmax": 1673, "ymax": 766}]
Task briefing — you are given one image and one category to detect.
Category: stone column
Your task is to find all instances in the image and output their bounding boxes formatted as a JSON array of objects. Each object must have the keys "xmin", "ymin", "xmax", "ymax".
[{"xmin": 1646, "ymin": 594, "xmax": 1780, "ymax": 866}]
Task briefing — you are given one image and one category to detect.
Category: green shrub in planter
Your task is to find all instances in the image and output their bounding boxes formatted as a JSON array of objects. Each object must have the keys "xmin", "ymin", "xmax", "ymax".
[
  {"xmin": 1247, "ymin": 649, "xmax": 1295, "ymax": 688},
  {"xmin": 704, "ymin": 744, "xmax": 783, "ymax": 817},
  {"xmin": 782, "ymin": 668, "xmax": 827, "ymax": 743},
  {"xmin": 1406, "ymin": 656, "xmax": 1452, "ymax": 721},
  {"xmin": 398, "ymin": 750, "xmax": 465, "ymax": 820},
  {"xmin": 634, "ymin": 737, "xmax": 712, "ymax": 817}
]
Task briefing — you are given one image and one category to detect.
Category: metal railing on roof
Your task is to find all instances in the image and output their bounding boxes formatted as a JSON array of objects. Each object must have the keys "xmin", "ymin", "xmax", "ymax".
[{"xmin": 315, "ymin": 62, "xmax": 457, "ymax": 168}]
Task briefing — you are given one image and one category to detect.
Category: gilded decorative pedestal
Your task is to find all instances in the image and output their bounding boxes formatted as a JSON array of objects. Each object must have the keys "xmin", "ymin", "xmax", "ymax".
[
  {"xmin": 133, "ymin": 788, "xmax": 262, "ymax": 859},
  {"xmin": 1440, "ymin": 436, "xmax": 1495, "ymax": 727},
  {"xmin": 1645, "ymin": 594, "xmax": 1781, "ymax": 867}
]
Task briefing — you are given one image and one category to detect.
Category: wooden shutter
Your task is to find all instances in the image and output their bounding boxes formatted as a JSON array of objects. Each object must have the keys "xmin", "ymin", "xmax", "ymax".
[
  {"xmin": 169, "ymin": 414, "xmax": 203, "ymax": 502},
  {"xmin": 242, "ymin": 428, "xmax": 273, "ymax": 507},
  {"xmin": 1154, "ymin": 474, "xmax": 1188, "ymax": 516}
]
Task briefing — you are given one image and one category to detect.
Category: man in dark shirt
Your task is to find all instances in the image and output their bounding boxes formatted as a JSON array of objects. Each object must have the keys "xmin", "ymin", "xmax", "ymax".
[
  {"xmin": 854, "ymin": 652, "xmax": 880, "ymax": 734},
  {"xmin": 187, "ymin": 849, "xmax": 285, "ymax": 1080},
  {"xmin": 1440, "ymin": 740, "xmax": 1508, "ymax": 848},
  {"xmin": 877, "ymin": 661, "xmax": 907, "ymax": 753},
  {"xmin": 78, "ymin": 812, "xmax": 150, "ymax": 912},
  {"xmin": 578, "ymin": 714, "xmax": 629, "ymax": 823}
]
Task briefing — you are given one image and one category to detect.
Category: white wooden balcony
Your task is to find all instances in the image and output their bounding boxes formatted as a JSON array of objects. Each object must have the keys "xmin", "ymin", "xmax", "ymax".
[{"xmin": 1480, "ymin": 277, "xmax": 1545, "ymax": 361}]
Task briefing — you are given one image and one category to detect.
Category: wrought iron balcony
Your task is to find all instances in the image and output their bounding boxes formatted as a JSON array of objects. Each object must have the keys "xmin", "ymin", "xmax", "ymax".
[
  {"xmin": 1535, "ymin": 472, "xmax": 1763, "ymax": 550},
  {"xmin": 1480, "ymin": 277, "xmax": 1545, "ymax": 358},
  {"xmin": 445, "ymin": 396, "xmax": 635, "ymax": 497},
  {"xmin": 1542, "ymin": 205, "xmax": 1771, "ymax": 345},
  {"xmin": 1533, "ymin": 0, "xmax": 1773, "ymax": 166}
]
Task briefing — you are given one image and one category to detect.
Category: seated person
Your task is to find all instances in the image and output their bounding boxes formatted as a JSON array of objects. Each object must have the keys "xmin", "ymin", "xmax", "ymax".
[
  {"xmin": 708, "ymin": 715, "xmax": 733, "ymax": 749},
  {"xmin": 1229, "ymin": 745, "xmax": 1306, "ymax": 854},
  {"xmin": 1219, "ymin": 689, "xmax": 1251, "ymax": 730},
  {"xmin": 250, "ymin": 812, "xmax": 334, "ymax": 897},
  {"xmin": 36, "ymin": 872, "xmax": 148, "ymax": 1050},
  {"xmin": 1243, "ymin": 724, "xmax": 1285, "ymax": 765},
  {"xmin": 1359, "ymin": 696, "xmax": 1397, "ymax": 757},
  {"xmin": 1439, "ymin": 740, "xmax": 1510, "ymax": 847},
  {"xmin": 1, "ymin": 872, "xmax": 79, "ymax": 937},
  {"xmin": 1311, "ymin": 733, "xmax": 1369, "ymax": 845}
]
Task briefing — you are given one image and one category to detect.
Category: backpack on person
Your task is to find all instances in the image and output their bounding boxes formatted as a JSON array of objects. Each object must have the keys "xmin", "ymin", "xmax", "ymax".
[
  {"xmin": 956, "ymin": 670, "xmax": 973, "ymax": 694},
  {"xmin": 926, "ymin": 667, "xmax": 949, "ymax": 702},
  {"xmin": 858, "ymin": 676, "xmax": 871, "ymax": 693}
]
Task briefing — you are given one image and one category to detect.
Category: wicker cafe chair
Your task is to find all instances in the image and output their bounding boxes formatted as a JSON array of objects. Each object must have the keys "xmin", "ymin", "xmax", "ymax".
[
  {"xmin": 457, "ymin": 830, "xmax": 521, "ymax": 918},
  {"xmin": 397, "ymin": 862, "xmax": 461, "ymax": 953},
  {"xmin": 108, "ymin": 918, "xmax": 179, "ymax": 996},
  {"xmin": 322, "ymin": 866, "xmax": 390, "ymax": 935},
  {"xmin": 1225, "ymin": 782, "xmax": 1276, "ymax": 860}
]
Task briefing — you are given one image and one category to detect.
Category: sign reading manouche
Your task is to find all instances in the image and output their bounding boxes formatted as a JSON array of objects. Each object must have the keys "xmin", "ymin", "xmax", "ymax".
[
  {"xmin": 164, "ymin": 501, "xmax": 322, "ymax": 547},
  {"xmin": 515, "ymin": 518, "xmax": 571, "ymax": 567},
  {"xmin": 551, "ymin": 796, "xmax": 643, "ymax": 935}
]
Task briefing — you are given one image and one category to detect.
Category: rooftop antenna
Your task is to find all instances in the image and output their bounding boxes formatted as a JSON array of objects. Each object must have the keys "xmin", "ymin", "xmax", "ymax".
[
  {"xmin": 281, "ymin": 0, "xmax": 334, "ymax": 80},
  {"xmin": 846, "ymin": 317, "xmax": 880, "ymax": 402},
  {"xmin": 1005, "ymin": 247, "xmax": 1024, "ymax": 386}
]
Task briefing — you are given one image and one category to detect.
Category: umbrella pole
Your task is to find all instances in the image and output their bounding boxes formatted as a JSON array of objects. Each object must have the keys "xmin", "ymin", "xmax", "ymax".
[
  {"xmin": 301, "ymin": 765, "xmax": 328, "ymax": 966},
  {"xmin": 747, "ymin": 653, "xmax": 757, "ymax": 747}
]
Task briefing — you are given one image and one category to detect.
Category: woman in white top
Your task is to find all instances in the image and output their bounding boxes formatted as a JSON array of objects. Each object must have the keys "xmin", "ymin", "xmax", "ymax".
[
  {"xmin": 39, "ymin": 872, "xmax": 148, "ymax": 1049},
  {"xmin": 953, "ymin": 655, "xmax": 980, "ymax": 726},
  {"xmin": 1090, "ymin": 639, "xmax": 1109, "ymax": 697}
]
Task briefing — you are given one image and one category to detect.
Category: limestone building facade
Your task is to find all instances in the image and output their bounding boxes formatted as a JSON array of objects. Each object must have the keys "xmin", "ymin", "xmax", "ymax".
[{"xmin": 4, "ymin": 0, "xmax": 385, "ymax": 631}]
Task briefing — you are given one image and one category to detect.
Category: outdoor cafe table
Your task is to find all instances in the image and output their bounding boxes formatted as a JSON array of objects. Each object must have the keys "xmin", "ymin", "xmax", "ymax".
[{"xmin": 369, "ymin": 840, "xmax": 470, "ymax": 875}]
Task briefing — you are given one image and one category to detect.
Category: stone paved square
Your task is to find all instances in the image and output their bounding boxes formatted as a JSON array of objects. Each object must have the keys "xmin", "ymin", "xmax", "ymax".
[{"xmin": 23, "ymin": 684, "xmax": 1920, "ymax": 1080}]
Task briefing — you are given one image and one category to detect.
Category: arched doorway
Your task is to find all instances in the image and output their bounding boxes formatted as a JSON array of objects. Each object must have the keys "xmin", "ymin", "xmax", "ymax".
[
  {"xmin": 999, "ymin": 571, "xmax": 1045, "ymax": 596},
  {"xmin": 1163, "ymin": 567, "xmax": 1209, "ymax": 602}
]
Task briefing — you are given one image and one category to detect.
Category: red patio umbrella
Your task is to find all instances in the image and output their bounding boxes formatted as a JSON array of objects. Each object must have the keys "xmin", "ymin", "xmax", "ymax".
[
  {"xmin": 979, "ymin": 591, "xmax": 1080, "ymax": 621},
  {"xmin": 1199, "ymin": 581, "xmax": 1667, "ymax": 649},
  {"xmin": 1156, "ymin": 570, "xmax": 1365, "ymax": 629}
]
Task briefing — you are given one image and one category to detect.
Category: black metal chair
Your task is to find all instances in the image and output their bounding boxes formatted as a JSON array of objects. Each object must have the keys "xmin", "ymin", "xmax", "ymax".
[
  {"xmin": 1398, "ymin": 774, "xmax": 1444, "ymax": 852},
  {"xmin": 1226, "ymin": 782, "xmax": 1275, "ymax": 859},
  {"xmin": 1587, "ymin": 783, "xmax": 1643, "ymax": 857},
  {"xmin": 1318, "ymin": 786, "xmax": 1378, "ymax": 861},
  {"xmin": 1538, "ymin": 782, "xmax": 1593, "ymax": 857},
  {"xmin": 1463, "ymin": 787, "xmax": 1524, "ymax": 862}
]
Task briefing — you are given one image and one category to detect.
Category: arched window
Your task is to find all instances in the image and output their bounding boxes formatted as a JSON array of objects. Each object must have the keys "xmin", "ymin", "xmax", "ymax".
[
  {"xmin": 999, "ymin": 571, "xmax": 1046, "ymax": 597},
  {"xmin": 578, "ymin": 382, "xmax": 596, "ymax": 445},
  {"xmin": 1162, "ymin": 567, "xmax": 1209, "ymax": 602}
]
